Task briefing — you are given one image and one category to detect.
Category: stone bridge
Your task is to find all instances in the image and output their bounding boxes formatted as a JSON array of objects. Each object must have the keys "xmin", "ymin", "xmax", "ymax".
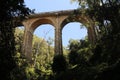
[{"xmin": 19, "ymin": 9, "xmax": 96, "ymax": 60}]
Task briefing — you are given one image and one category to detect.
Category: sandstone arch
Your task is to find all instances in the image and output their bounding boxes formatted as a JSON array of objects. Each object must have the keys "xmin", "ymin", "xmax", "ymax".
[
  {"xmin": 60, "ymin": 13, "xmax": 96, "ymax": 44},
  {"xmin": 20, "ymin": 9, "xmax": 96, "ymax": 60},
  {"xmin": 30, "ymin": 18, "xmax": 54, "ymax": 31}
]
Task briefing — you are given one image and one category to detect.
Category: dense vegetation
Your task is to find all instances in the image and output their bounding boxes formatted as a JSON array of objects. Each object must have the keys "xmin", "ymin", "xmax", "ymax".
[
  {"xmin": 11, "ymin": 28, "xmax": 54, "ymax": 80},
  {"xmin": 0, "ymin": 0, "xmax": 32, "ymax": 80},
  {"xmin": 0, "ymin": 0, "xmax": 120, "ymax": 80},
  {"xmin": 56, "ymin": 0, "xmax": 120, "ymax": 80},
  {"xmin": 51, "ymin": 0, "xmax": 120, "ymax": 80}
]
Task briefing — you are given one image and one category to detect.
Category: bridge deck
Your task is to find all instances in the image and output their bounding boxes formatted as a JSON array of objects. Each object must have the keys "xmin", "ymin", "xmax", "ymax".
[{"xmin": 27, "ymin": 9, "xmax": 79, "ymax": 18}]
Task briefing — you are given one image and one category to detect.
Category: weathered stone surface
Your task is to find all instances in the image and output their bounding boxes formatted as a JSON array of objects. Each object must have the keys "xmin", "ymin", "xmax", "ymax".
[{"xmin": 19, "ymin": 9, "xmax": 96, "ymax": 60}]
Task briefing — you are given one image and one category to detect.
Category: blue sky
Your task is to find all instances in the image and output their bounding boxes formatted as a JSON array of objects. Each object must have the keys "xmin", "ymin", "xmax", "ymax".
[
  {"xmin": 25, "ymin": 0, "xmax": 79, "ymax": 13},
  {"xmin": 24, "ymin": 0, "xmax": 87, "ymax": 47}
]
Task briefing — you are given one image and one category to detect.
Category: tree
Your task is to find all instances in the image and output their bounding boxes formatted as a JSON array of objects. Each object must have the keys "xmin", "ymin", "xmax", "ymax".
[
  {"xmin": 14, "ymin": 27, "xmax": 24, "ymax": 54},
  {"xmin": 68, "ymin": 39, "xmax": 92, "ymax": 66},
  {"xmin": 77, "ymin": 0, "xmax": 120, "ymax": 80},
  {"xmin": 52, "ymin": 55, "xmax": 67, "ymax": 74},
  {"xmin": 58, "ymin": 1, "xmax": 120, "ymax": 80},
  {"xmin": 47, "ymin": 37, "xmax": 54, "ymax": 57},
  {"xmin": 14, "ymin": 28, "xmax": 55, "ymax": 80},
  {"xmin": 0, "ymin": 1, "xmax": 32, "ymax": 79}
]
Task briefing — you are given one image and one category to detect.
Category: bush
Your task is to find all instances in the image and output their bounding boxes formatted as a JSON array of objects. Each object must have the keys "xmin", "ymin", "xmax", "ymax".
[{"xmin": 52, "ymin": 55, "xmax": 67, "ymax": 74}]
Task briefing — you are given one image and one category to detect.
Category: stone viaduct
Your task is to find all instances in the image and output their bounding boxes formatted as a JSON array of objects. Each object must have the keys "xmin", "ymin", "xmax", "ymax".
[{"xmin": 19, "ymin": 9, "xmax": 96, "ymax": 60}]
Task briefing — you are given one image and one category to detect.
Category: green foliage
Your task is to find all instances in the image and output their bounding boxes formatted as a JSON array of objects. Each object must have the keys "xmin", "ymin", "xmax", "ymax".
[
  {"xmin": 52, "ymin": 55, "xmax": 67, "ymax": 74},
  {"xmin": 55, "ymin": 1, "xmax": 120, "ymax": 79},
  {"xmin": 1, "ymin": 0, "xmax": 120, "ymax": 80},
  {"xmin": 13, "ymin": 28, "xmax": 55, "ymax": 80},
  {"xmin": 32, "ymin": 35, "xmax": 54, "ymax": 74},
  {"xmin": 61, "ymin": 1, "xmax": 120, "ymax": 80},
  {"xmin": 0, "ymin": 0, "xmax": 32, "ymax": 79},
  {"xmin": 68, "ymin": 39, "xmax": 92, "ymax": 66},
  {"xmin": 14, "ymin": 28, "xmax": 24, "ymax": 53}
]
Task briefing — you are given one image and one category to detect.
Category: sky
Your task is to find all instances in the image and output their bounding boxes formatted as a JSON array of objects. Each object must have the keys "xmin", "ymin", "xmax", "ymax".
[{"xmin": 24, "ymin": 0, "xmax": 87, "ymax": 47}]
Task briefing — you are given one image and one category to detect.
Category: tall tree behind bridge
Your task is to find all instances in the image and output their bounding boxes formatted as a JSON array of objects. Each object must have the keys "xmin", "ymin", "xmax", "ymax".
[
  {"xmin": 0, "ymin": 0, "xmax": 32, "ymax": 80},
  {"xmin": 78, "ymin": 0, "xmax": 120, "ymax": 80}
]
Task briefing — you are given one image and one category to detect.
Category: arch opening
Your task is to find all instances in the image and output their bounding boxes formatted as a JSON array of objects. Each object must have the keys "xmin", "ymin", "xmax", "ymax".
[
  {"xmin": 32, "ymin": 24, "xmax": 55, "ymax": 69},
  {"xmin": 61, "ymin": 15, "xmax": 89, "ymax": 30},
  {"xmin": 31, "ymin": 18, "xmax": 54, "ymax": 31},
  {"xmin": 62, "ymin": 22, "xmax": 87, "ymax": 54}
]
